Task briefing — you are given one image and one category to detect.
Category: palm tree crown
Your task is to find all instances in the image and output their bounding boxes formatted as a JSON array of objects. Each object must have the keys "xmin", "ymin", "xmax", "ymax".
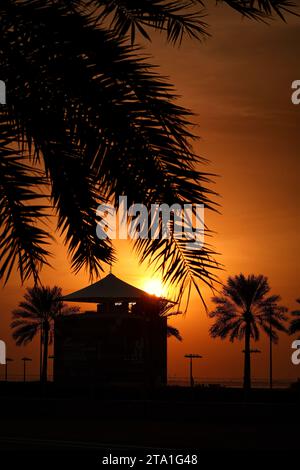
[
  {"xmin": 209, "ymin": 274, "xmax": 288, "ymax": 390},
  {"xmin": 11, "ymin": 285, "xmax": 79, "ymax": 382}
]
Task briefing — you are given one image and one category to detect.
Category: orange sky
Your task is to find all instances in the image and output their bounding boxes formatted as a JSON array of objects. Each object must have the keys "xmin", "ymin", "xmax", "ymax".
[{"xmin": 0, "ymin": 6, "xmax": 299, "ymax": 384}]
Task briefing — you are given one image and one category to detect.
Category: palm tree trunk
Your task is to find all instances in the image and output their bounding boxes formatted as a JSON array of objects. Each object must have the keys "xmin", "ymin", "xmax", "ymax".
[
  {"xmin": 40, "ymin": 325, "xmax": 43, "ymax": 383},
  {"xmin": 243, "ymin": 320, "xmax": 251, "ymax": 391},
  {"xmin": 41, "ymin": 321, "xmax": 49, "ymax": 383},
  {"xmin": 269, "ymin": 312, "xmax": 273, "ymax": 389}
]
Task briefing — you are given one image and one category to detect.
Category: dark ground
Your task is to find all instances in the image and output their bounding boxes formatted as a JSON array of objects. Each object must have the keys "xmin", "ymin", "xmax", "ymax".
[{"xmin": 0, "ymin": 383, "xmax": 299, "ymax": 466}]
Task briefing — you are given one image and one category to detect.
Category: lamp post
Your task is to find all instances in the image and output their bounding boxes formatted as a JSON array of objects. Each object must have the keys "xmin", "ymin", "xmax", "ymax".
[
  {"xmin": 184, "ymin": 354, "xmax": 202, "ymax": 387},
  {"xmin": 21, "ymin": 357, "xmax": 32, "ymax": 382},
  {"xmin": 5, "ymin": 357, "xmax": 13, "ymax": 382}
]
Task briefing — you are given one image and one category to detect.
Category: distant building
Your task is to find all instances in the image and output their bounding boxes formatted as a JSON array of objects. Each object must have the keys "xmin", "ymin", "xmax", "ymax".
[{"xmin": 54, "ymin": 274, "xmax": 170, "ymax": 387}]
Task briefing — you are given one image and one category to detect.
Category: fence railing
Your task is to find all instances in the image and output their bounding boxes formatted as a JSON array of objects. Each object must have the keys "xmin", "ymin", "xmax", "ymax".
[
  {"xmin": 0, "ymin": 373, "xmax": 294, "ymax": 388},
  {"xmin": 167, "ymin": 377, "xmax": 293, "ymax": 388}
]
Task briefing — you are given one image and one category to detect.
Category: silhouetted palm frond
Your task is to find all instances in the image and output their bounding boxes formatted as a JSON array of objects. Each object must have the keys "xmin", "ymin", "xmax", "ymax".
[
  {"xmin": 0, "ymin": 110, "xmax": 51, "ymax": 284},
  {"xmin": 166, "ymin": 325, "xmax": 182, "ymax": 341},
  {"xmin": 11, "ymin": 322, "xmax": 39, "ymax": 346},
  {"xmin": 69, "ymin": 0, "xmax": 298, "ymax": 45},
  {"xmin": 157, "ymin": 299, "xmax": 182, "ymax": 340},
  {"xmin": 220, "ymin": 0, "xmax": 298, "ymax": 21},
  {"xmin": 92, "ymin": 0, "xmax": 209, "ymax": 45},
  {"xmin": 289, "ymin": 299, "xmax": 300, "ymax": 335}
]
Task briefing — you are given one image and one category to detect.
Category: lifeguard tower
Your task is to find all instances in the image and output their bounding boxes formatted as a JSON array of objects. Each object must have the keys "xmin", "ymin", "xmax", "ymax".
[{"xmin": 54, "ymin": 273, "xmax": 169, "ymax": 387}]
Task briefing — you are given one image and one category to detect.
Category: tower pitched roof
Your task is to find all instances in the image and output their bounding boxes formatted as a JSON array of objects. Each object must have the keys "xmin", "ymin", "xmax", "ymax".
[{"xmin": 62, "ymin": 273, "xmax": 152, "ymax": 303}]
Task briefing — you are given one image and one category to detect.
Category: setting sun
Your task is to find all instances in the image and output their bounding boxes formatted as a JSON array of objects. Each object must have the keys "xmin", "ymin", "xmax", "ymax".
[{"xmin": 143, "ymin": 279, "xmax": 166, "ymax": 297}]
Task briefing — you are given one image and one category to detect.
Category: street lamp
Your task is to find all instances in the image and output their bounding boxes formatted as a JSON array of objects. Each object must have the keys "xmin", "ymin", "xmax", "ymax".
[
  {"xmin": 21, "ymin": 357, "xmax": 32, "ymax": 382},
  {"xmin": 5, "ymin": 357, "xmax": 13, "ymax": 382},
  {"xmin": 184, "ymin": 354, "xmax": 202, "ymax": 387}
]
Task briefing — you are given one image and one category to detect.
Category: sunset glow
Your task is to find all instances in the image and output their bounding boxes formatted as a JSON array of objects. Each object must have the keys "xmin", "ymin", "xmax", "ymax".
[
  {"xmin": 143, "ymin": 279, "xmax": 166, "ymax": 297},
  {"xmin": 0, "ymin": 3, "xmax": 299, "ymax": 391}
]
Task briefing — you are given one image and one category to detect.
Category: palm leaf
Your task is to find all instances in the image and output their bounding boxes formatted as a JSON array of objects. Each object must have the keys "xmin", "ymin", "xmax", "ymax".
[
  {"xmin": 0, "ymin": 110, "xmax": 51, "ymax": 284},
  {"xmin": 80, "ymin": 0, "xmax": 209, "ymax": 45},
  {"xmin": 167, "ymin": 325, "xmax": 182, "ymax": 341},
  {"xmin": 11, "ymin": 322, "xmax": 40, "ymax": 346},
  {"xmin": 219, "ymin": 0, "xmax": 298, "ymax": 20},
  {"xmin": 289, "ymin": 299, "xmax": 300, "ymax": 334},
  {"xmin": 71, "ymin": 0, "xmax": 298, "ymax": 45}
]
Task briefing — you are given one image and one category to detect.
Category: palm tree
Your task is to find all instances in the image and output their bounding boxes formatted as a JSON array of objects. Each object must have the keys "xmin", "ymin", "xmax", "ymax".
[
  {"xmin": 0, "ymin": 2, "xmax": 297, "ymax": 303},
  {"xmin": 289, "ymin": 299, "xmax": 300, "ymax": 335},
  {"xmin": 11, "ymin": 286, "xmax": 79, "ymax": 383},
  {"xmin": 209, "ymin": 274, "xmax": 288, "ymax": 391}
]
